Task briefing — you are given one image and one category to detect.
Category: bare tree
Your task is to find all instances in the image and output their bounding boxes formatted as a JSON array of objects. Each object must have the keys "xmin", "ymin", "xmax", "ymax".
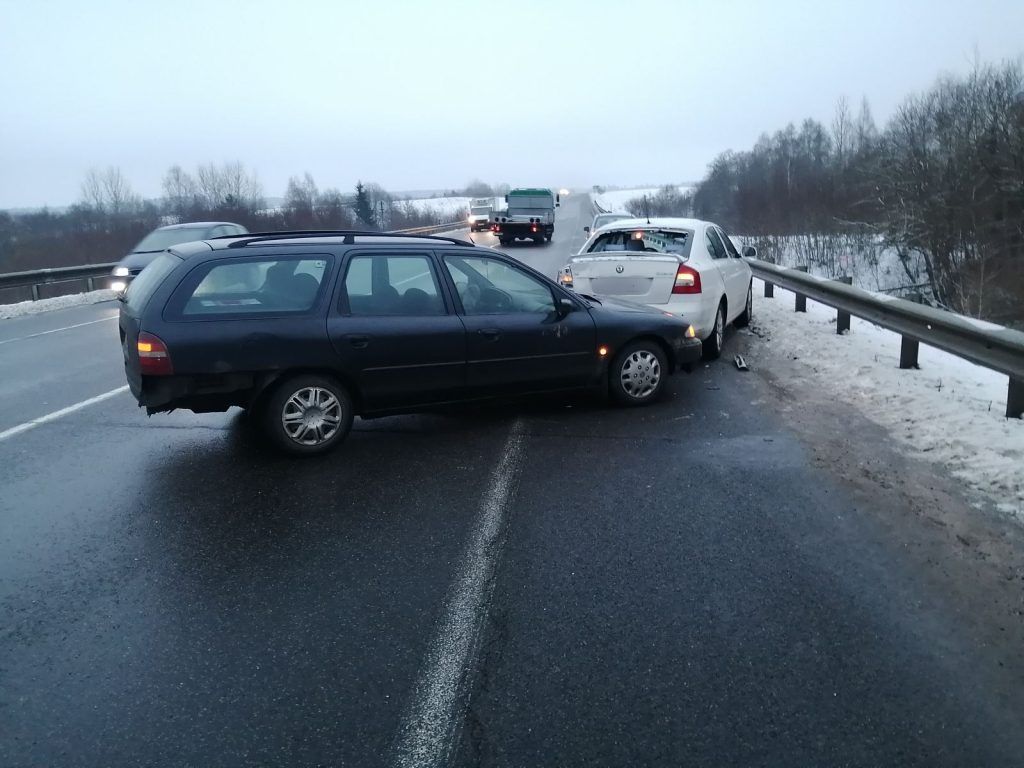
[
  {"xmin": 80, "ymin": 166, "xmax": 141, "ymax": 216},
  {"xmin": 162, "ymin": 165, "xmax": 197, "ymax": 219}
]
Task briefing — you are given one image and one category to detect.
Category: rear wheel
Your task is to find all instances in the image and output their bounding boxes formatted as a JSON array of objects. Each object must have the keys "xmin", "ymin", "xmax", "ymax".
[
  {"xmin": 609, "ymin": 341, "xmax": 667, "ymax": 406},
  {"xmin": 702, "ymin": 302, "xmax": 726, "ymax": 360},
  {"xmin": 734, "ymin": 282, "xmax": 753, "ymax": 328},
  {"xmin": 262, "ymin": 374, "xmax": 353, "ymax": 456}
]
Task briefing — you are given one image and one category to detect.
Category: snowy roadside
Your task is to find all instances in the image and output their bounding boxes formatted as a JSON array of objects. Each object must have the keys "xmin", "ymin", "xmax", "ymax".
[
  {"xmin": 0, "ymin": 289, "xmax": 118, "ymax": 320},
  {"xmin": 746, "ymin": 279, "xmax": 1023, "ymax": 521}
]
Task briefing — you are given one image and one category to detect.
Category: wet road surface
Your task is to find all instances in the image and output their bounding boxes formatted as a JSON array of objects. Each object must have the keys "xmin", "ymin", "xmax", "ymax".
[{"xmin": 2, "ymin": 196, "xmax": 1023, "ymax": 766}]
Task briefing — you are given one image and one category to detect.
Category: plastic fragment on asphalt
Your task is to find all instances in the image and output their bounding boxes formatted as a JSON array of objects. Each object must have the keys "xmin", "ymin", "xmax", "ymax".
[{"xmin": 734, "ymin": 354, "xmax": 749, "ymax": 371}]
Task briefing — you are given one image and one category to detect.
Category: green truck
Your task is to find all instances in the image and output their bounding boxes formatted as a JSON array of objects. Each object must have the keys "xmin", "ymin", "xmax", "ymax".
[{"xmin": 491, "ymin": 188, "xmax": 560, "ymax": 245}]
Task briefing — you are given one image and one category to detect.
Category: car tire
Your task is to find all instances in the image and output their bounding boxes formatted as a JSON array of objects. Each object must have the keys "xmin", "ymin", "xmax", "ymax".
[
  {"xmin": 734, "ymin": 282, "xmax": 753, "ymax": 328},
  {"xmin": 703, "ymin": 301, "xmax": 726, "ymax": 360},
  {"xmin": 609, "ymin": 341, "xmax": 668, "ymax": 406},
  {"xmin": 262, "ymin": 374, "xmax": 354, "ymax": 456}
]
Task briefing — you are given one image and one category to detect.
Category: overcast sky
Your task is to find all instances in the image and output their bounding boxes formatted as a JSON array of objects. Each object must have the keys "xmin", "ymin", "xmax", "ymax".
[{"xmin": 1, "ymin": 0, "xmax": 1022, "ymax": 209}]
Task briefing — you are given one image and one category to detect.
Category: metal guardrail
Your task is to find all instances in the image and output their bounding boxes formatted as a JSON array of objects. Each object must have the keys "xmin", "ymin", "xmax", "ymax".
[
  {"xmin": 0, "ymin": 222, "xmax": 466, "ymax": 304},
  {"xmin": 749, "ymin": 259, "xmax": 1024, "ymax": 418},
  {"xmin": 0, "ymin": 263, "xmax": 119, "ymax": 301}
]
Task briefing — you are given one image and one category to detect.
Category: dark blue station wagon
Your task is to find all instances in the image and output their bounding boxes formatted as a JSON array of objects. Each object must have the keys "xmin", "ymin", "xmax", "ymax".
[{"xmin": 119, "ymin": 232, "xmax": 701, "ymax": 455}]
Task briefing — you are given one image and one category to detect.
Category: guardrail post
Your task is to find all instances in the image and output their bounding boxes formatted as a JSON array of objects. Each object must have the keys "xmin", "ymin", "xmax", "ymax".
[
  {"xmin": 794, "ymin": 266, "xmax": 808, "ymax": 312},
  {"xmin": 31, "ymin": 283, "xmax": 40, "ymax": 301},
  {"xmin": 1008, "ymin": 378, "xmax": 1024, "ymax": 419},
  {"xmin": 899, "ymin": 337, "xmax": 920, "ymax": 369},
  {"xmin": 86, "ymin": 277, "xmax": 95, "ymax": 291},
  {"xmin": 764, "ymin": 281, "xmax": 774, "ymax": 298},
  {"xmin": 836, "ymin": 276, "xmax": 853, "ymax": 333}
]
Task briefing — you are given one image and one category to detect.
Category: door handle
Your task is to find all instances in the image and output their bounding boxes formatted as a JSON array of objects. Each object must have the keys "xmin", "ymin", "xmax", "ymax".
[
  {"xmin": 346, "ymin": 334, "xmax": 370, "ymax": 349},
  {"xmin": 477, "ymin": 328, "xmax": 501, "ymax": 342}
]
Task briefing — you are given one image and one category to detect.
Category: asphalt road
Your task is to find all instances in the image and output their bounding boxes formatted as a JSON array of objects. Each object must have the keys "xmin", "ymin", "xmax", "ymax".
[{"xmin": 2, "ymin": 197, "xmax": 1023, "ymax": 767}]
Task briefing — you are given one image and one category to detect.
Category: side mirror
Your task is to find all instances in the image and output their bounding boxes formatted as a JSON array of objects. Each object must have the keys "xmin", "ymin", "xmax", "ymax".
[
  {"xmin": 583, "ymin": 226, "xmax": 590, "ymax": 234},
  {"xmin": 742, "ymin": 245, "xmax": 757, "ymax": 259},
  {"xmin": 556, "ymin": 297, "xmax": 576, "ymax": 318}
]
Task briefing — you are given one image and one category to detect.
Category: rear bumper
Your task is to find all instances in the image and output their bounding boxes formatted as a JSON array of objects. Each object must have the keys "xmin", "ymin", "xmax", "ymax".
[{"xmin": 133, "ymin": 373, "xmax": 258, "ymax": 413}]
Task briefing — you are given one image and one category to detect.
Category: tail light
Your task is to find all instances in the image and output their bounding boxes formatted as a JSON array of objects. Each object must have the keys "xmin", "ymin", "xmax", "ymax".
[
  {"xmin": 672, "ymin": 264, "xmax": 702, "ymax": 294},
  {"xmin": 137, "ymin": 332, "xmax": 173, "ymax": 375},
  {"xmin": 531, "ymin": 224, "xmax": 538, "ymax": 233}
]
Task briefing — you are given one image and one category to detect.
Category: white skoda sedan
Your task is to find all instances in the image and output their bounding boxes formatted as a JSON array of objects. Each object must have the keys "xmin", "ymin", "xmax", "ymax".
[{"xmin": 559, "ymin": 218, "xmax": 754, "ymax": 359}]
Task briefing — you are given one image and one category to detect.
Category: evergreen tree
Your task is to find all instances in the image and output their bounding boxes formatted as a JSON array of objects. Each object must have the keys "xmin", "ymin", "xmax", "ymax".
[{"xmin": 354, "ymin": 181, "xmax": 376, "ymax": 228}]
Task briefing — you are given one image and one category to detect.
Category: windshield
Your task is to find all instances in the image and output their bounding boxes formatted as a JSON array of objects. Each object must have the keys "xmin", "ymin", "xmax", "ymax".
[
  {"xmin": 588, "ymin": 228, "xmax": 693, "ymax": 256},
  {"xmin": 470, "ymin": 206, "xmax": 491, "ymax": 214},
  {"xmin": 132, "ymin": 227, "xmax": 211, "ymax": 253}
]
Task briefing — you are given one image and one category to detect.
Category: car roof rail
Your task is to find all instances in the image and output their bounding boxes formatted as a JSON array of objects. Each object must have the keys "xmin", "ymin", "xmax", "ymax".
[{"xmin": 219, "ymin": 230, "xmax": 475, "ymax": 248}]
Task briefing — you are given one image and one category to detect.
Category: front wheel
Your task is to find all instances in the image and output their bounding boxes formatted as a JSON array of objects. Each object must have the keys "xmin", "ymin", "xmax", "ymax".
[
  {"xmin": 262, "ymin": 374, "xmax": 354, "ymax": 456},
  {"xmin": 609, "ymin": 341, "xmax": 667, "ymax": 406},
  {"xmin": 734, "ymin": 283, "xmax": 753, "ymax": 328}
]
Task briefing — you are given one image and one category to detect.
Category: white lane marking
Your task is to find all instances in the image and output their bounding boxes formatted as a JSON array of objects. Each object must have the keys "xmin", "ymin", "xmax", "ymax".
[
  {"xmin": 0, "ymin": 385, "xmax": 129, "ymax": 442},
  {"xmin": 0, "ymin": 315, "xmax": 118, "ymax": 346},
  {"xmin": 393, "ymin": 420, "xmax": 526, "ymax": 768}
]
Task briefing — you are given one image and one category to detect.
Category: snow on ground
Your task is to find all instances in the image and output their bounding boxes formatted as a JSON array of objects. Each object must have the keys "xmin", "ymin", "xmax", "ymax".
[
  {"xmin": 594, "ymin": 186, "xmax": 696, "ymax": 213},
  {"xmin": 749, "ymin": 279, "xmax": 1024, "ymax": 520},
  {"xmin": 0, "ymin": 289, "xmax": 117, "ymax": 320},
  {"xmin": 398, "ymin": 196, "xmax": 471, "ymax": 220}
]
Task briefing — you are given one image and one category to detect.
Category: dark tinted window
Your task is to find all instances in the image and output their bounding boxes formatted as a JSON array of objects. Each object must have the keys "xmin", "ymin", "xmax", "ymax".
[
  {"xmin": 174, "ymin": 257, "xmax": 330, "ymax": 317},
  {"xmin": 717, "ymin": 226, "xmax": 741, "ymax": 258},
  {"xmin": 343, "ymin": 254, "xmax": 445, "ymax": 316},
  {"xmin": 705, "ymin": 228, "xmax": 727, "ymax": 259},
  {"xmin": 125, "ymin": 253, "xmax": 180, "ymax": 312}
]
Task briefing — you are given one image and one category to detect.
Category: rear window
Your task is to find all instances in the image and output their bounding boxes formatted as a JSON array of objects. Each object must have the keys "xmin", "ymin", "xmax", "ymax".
[
  {"xmin": 125, "ymin": 253, "xmax": 180, "ymax": 312},
  {"xmin": 587, "ymin": 229, "xmax": 694, "ymax": 256},
  {"xmin": 165, "ymin": 256, "xmax": 332, "ymax": 319}
]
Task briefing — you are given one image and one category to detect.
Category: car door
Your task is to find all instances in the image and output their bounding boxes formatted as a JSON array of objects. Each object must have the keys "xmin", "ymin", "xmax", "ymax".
[
  {"xmin": 716, "ymin": 225, "xmax": 752, "ymax": 315},
  {"xmin": 705, "ymin": 226, "xmax": 745, "ymax": 322},
  {"xmin": 327, "ymin": 251, "xmax": 467, "ymax": 410},
  {"xmin": 439, "ymin": 252, "xmax": 597, "ymax": 396}
]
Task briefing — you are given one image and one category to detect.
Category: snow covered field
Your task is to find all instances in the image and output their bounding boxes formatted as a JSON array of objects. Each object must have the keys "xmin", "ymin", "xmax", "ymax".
[
  {"xmin": 748, "ymin": 279, "xmax": 1023, "ymax": 520},
  {"xmin": 0, "ymin": 289, "xmax": 117, "ymax": 320},
  {"xmin": 594, "ymin": 186, "xmax": 695, "ymax": 213},
  {"xmin": 398, "ymin": 196, "xmax": 471, "ymax": 220}
]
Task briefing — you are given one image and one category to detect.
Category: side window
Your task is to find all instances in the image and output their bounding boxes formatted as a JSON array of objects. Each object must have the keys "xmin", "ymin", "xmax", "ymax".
[
  {"xmin": 343, "ymin": 254, "xmax": 446, "ymax": 316},
  {"xmin": 717, "ymin": 227, "xmax": 741, "ymax": 258},
  {"xmin": 208, "ymin": 226, "xmax": 228, "ymax": 238},
  {"xmin": 176, "ymin": 256, "xmax": 329, "ymax": 317},
  {"xmin": 443, "ymin": 255, "xmax": 555, "ymax": 315},
  {"xmin": 705, "ymin": 228, "xmax": 727, "ymax": 260}
]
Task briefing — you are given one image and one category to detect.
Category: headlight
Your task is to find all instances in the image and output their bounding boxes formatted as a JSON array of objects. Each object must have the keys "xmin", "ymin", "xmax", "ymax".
[
  {"xmin": 110, "ymin": 280, "xmax": 127, "ymax": 292},
  {"xmin": 112, "ymin": 266, "xmax": 130, "ymax": 277}
]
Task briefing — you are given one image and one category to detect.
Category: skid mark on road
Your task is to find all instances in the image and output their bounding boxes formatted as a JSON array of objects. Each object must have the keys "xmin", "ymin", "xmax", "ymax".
[
  {"xmin": 0, "ymin": 385, "xmax": 129, "ymax": 442},
  {"xmin": 392, "ymin": 419, "xmax": 525, "ymax": 768}
]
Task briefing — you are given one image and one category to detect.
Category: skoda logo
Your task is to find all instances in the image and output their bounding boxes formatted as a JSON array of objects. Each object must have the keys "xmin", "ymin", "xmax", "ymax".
[{"xmin": 615, "ymin": 264, "xmax": 624, "ymax": 274}]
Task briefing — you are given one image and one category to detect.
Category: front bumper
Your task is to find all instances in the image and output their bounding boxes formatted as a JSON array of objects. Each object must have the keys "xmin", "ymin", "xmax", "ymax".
[{"xmin": 672, "ymin": 337, "xmax": 703, "ymax": 370}]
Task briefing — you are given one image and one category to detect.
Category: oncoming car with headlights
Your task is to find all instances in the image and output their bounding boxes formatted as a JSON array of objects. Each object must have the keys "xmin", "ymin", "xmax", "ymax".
[
  {"xmin": 119, "ymin": 231, "xmax": 702, "ymax": 455},
  {"xmin": 110, "ymin": 221, "xmax": 248, "ymax": 292},
  {"xmin": 558, "ymin": 218, "xmax": 754, "ymax": 359}
]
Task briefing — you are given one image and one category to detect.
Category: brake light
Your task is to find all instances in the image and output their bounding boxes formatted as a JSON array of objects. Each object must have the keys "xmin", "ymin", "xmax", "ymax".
[
  {"xmin": 137, "ymin": 332, "xmax": 173, "ymax": 375},
  {"xmin": 672, "ymin": 264, "xmax": 702, "ymax": 294}
]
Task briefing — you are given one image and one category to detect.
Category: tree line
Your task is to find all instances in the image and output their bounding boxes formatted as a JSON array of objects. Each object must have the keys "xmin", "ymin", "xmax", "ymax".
[
  {"xmin": 687, "ymin": 58, "xmax": 1024, "ymax": 324},
  {"xmin": 0, "ymin": 166, "xmax": 491, "ymax": 273}
]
